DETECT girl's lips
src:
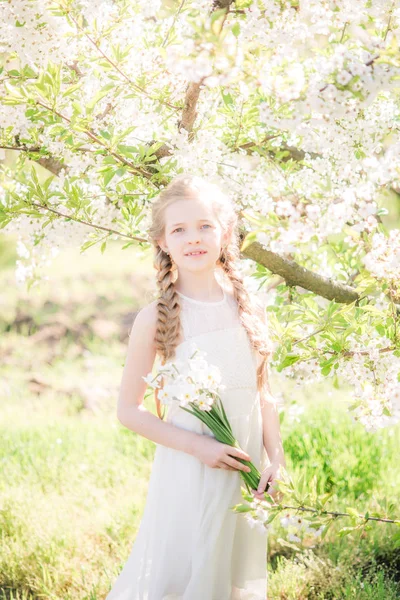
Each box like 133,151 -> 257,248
185,251 -> 207,256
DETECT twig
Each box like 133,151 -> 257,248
64,9 -> 180,111
29,201 -> 146,242
277,503 -> 400,525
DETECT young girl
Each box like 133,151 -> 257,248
106,174 -> 286,600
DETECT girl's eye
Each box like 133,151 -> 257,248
172,224 -> 212,233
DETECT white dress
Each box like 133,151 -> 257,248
107,282 -> 269,600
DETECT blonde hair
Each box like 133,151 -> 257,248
147,173 -> 272,419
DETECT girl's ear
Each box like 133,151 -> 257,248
157,236 -> 167,253
222,226 -> 233,248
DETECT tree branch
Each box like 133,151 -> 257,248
29,202 -> 147,242
239,232 -> 360,304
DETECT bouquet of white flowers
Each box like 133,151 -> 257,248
143,343 -> 269,496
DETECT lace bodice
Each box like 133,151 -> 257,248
176,284 -> 241,341
154,278 -> 262,396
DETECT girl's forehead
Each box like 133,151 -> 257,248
164,198 -> 218,223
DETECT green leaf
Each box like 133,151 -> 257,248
121,241 -> 135,250
43,175 -> 55,192
30,165 -> 39,186
103,169 -> 116,187
86,82 -> 115,112
222,89 -> 234,107
240,230 -> 265,252
231,22 -> 240,37
210,8 -> 227,24
72,100 -> 82,114
280,354 -> 301,368
346,507 -> 360,519
321,365 -> 332,376
375,324 -> 386,336
240,210 -> 269,228
99,130 -> 111,140
81,238 -> 101,253
338,526 -> 358,537
231,504 -> 251,513
62,82 -> 83,98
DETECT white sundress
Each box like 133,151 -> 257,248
106,281 -> 269,600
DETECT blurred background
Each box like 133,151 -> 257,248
1,234 -> 400,600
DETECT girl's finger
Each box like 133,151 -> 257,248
257,477 -> 271,493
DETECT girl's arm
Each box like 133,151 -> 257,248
259,375 -> 286,468
255,297 -> 286,468
117,302 -> 202,456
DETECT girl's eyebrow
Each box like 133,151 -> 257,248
170,219 -> 212,227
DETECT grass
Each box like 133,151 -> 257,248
0,236 -> 399,599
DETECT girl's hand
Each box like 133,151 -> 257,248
252,462 -> 285,503
193,435 -> 252,473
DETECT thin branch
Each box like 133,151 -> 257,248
340,22 -> 348,43
326,346 -> 397,357
65,10 -> 180,112
162,0 -> 187,47
278,503 -> 400,525
29,201 -> 147,242
35,100 -> 157,182
384,1 -> 396,41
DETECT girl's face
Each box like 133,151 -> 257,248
158,197 -> 228,272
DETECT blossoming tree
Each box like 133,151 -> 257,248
1,0 -> 400,442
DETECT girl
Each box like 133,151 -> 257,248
107,174 -> 286,600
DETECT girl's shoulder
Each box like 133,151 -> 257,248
131,299 -> 158,340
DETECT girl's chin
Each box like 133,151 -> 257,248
178,256 -> 216,268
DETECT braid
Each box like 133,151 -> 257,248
153,246 -> 182,419
218,244 -> 272,396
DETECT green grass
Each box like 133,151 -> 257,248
0,236 -> 399,599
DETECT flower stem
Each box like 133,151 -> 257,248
179,399 -> 269,494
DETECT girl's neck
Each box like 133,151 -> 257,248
175,272 -> 225,303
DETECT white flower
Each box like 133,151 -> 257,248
157,388 -> 170,404
255,506 -> 270,522
142,373 -> 161,388
280,514 -> 289,528
245,514 -> 267,532
306,525 -> 325,538
336,70 -> 352,86
175,381 -> 198,406
205,365 -> 223,390
159,382 -> 185,404
195,393 -> 214,411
